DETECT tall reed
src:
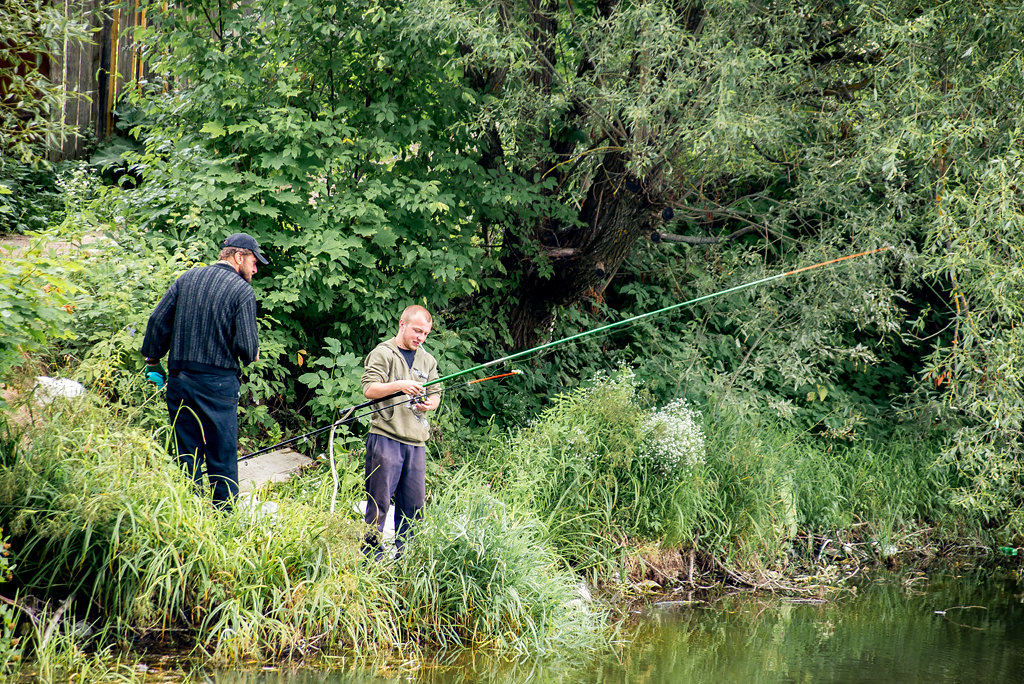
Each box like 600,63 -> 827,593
0,394 -> 612,671
393,469 -> 607,658
694,408 -> 964,566
494,371 -> 706,576
467,375 -> 962,578
0,399 -> 400,664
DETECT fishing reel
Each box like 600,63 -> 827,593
407,394 -> 429,427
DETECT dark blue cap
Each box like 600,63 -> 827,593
221,233 -> 268,264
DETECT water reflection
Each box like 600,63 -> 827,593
214,571 -> 1024,684
632,572 -> 1024,683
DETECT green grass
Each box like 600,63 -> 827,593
0,394 -> 608,674
393,469 -> 607,657
0,362 -> 986,677
692,409 -> 971,568
481,371 -> 703,577
450,371 -> 974,581
0,399 -> 400,666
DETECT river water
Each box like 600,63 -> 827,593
214,570 -> 1024,684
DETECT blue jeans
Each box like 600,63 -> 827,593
363,433 -> 425,559
165,370 -> 240,508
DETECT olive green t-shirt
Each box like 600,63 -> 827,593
360,339 -> 440,447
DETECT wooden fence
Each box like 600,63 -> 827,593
51,0 -> 149,160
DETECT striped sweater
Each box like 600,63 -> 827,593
141,262 -> 259,375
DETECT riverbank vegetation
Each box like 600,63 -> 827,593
3,0 -> 1024,679
0,358 -> 996,679
0,393 -> 607,677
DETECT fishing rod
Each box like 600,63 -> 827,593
421,246 -> 891,388
241,247 -> 887,461
238,370 -> 522,461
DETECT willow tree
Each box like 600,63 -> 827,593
413,1 -> 1024,532
130,0 -> 903,348
876,3 -> 1024,532
411,0 -> 912,348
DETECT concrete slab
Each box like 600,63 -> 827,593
237,448 -> 313,493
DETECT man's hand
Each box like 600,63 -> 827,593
393,380 -> 425,397
145,362 -> 167,389
364,379 -> 426,400
409,389 -> 440,412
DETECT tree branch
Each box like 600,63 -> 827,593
650,226 -> 760,245
823,75 -> 872,100
751,141 -> 797,167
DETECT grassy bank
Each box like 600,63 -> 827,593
436,371 -> 980,590
0,391 -> 604,680
0,368 -> 997,679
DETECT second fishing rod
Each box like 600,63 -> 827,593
239,371 -> 522,461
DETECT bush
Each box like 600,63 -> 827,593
0,162 -> 66,235
0,392 -> 611,667
394,471 -> 606,657
52,225 -> 196,430
640,398 -> 706,474
483,373 -> 963,576
495,370 -> 706,575
0,229 -> 80,381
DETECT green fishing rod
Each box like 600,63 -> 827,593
423,246 -> 891,387
241,247 -> 886,460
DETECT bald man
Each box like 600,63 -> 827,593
360,305 -> 440,559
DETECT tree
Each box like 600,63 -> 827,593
415,0 -> 911,347
124,0 -> 525,417
409,0 -> 1024,530
129,0 -> 906,349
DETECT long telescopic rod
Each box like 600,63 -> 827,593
241,247 -> 887,460
422,247 -> 890,388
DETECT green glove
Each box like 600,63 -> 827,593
145,362 -> 166,389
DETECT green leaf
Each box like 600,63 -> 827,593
200,121 -> 226,138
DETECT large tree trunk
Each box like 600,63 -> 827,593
475,0 -> 666,349
507,156 -> 655,348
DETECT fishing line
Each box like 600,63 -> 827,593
238,371 -> 522,461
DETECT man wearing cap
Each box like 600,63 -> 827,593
141,233 -> 268,509
360,304 -> 440,559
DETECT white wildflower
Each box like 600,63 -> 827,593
639,399 -> 706,474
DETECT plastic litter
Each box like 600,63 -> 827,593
355,500 -> 396,541
33,376 -> 86,403
237,493 -> 281,522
